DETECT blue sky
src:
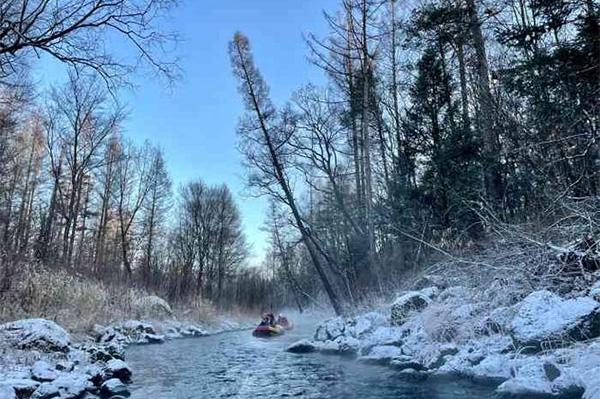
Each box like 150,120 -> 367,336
35,0 -> 336,265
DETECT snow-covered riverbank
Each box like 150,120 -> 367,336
288,277 -> 600,399
0,317 -> 252,398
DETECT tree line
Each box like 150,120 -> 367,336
0,0 -> 266,311
230,0 -> 599,314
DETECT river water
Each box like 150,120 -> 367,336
126,322 -> 497,399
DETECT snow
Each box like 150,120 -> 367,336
511,290 -> 600,347
590,281 -> 600,302
347,311 -> 387,338
0,385 -> 16,399
496,358 -> 554,396
471,354 -> 513,383
390,288 -> 436,326
100,378 -> 129,396
103,359 -> 132,382
314,317 -> 346,342
303,281 -> 600,397
0,319 -> 70,352
31,361 -> 58,382
30,382 -> 59,399
0,379 -> 39,397
359,345 -> 402,365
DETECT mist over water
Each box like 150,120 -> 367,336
126,313 -> 496,399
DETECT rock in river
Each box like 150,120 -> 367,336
100,378 -> 129,396
287,339 -> 317,354
103,359 -> 132,382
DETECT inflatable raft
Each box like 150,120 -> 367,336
252,324 -> 284,337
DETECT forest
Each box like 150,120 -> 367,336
0,1 -> 599,398
0,0 -> 598,319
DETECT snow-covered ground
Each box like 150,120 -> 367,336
289,278 -> 600,399
0,316 -> 253,398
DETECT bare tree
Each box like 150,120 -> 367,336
113,139 -> 153,275
0,0 -> 179,87
229,31 -> 344,315
45,70 -> 122,267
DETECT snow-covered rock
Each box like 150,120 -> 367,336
335,335 -> 361,355
390,355 -> 426,371
391,287 -> 437,326
132,295 -> 173,318
1,378 -> 40,397
347,311 -> 387,338
358,345 -> 402,365
471,354 -> 513,384
589,281 -> 600,302
287,339 -> 318,354
496,358 -> 560,397
0,319 -> 70,352
103,359 -> 132,382
360,326 -> 404,350
31,361 -> 58,382
0,385 -> 17,399
481,305 -> 518,334
100,378 -> 129,396
314,317 -> 346,342
143,333 -> 165,344
511,290 -> 600,349
30,382 -> 59,399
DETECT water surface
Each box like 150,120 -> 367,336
127,322 -> 496,398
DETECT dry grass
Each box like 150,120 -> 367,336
0,260 -> 219,333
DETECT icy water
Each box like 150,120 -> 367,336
126,323 -> 496,399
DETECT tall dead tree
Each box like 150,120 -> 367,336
229,32 -> 344,316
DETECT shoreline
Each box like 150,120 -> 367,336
0,316 -> 253,398
287,277 -> 600,399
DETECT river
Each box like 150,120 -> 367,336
126,321 -> 497,398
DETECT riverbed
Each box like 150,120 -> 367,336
126,321 -> 497,398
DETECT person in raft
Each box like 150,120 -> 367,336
260,313 -> 275,326
276,314 -> 289,327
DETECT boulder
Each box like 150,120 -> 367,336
181,325 -> 208,337
358,345 -> 402,365
85,364 -> 104,386
0,319 -> 70,352
51,373 -> 93,398
390,355 -> 426,371
314,317 -> 346,342
55,361 -> 75,372
471,354 -> 513,384
287,339 -> 317,354
132,295 -> 173,318
511,290 -> 600,350
335,335 -> 360,355
391,288 -> 437,326
142,333 -> 165,344
30,383 -> 60,399
31,361 -> 58,382
347,312 -> 386,338
589,281 -> 600,302
2,378 -> 41,396
496,356 -> 582,398
0,385 -> 17,399
103,359 -> 132,382
100,378 -> 129,396
119,320 -> 155,335
360,326 -> 404,351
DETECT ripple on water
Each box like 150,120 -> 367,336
126,329 -> 497,399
